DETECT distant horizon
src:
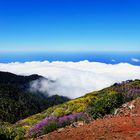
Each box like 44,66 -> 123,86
0,51 -> 139,66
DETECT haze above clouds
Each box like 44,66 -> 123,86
0,61 -> 140,98
131,58 -> 140,62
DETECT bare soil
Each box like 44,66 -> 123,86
36,98 -> 140,140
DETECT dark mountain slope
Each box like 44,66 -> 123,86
0,71 -> 69,123
0,71 -> 43,89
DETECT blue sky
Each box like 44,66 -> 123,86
0,0 -> 140,52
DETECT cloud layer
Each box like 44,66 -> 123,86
0,60 -> 140,98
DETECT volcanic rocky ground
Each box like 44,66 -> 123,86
36,97 -> 140,140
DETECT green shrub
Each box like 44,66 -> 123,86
88,91 -> 123,119
0,122 -> 26,140
41,121 -> 59,135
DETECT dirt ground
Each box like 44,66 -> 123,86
36,98 -> 140,140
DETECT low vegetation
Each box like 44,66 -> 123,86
29,112 -> 90,138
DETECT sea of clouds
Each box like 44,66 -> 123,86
0,60 -> 140,98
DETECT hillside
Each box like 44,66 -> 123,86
0,71 -> 69,123
39,97 -> 140,140
18,79 -> 140,126
0,79 -> 140,139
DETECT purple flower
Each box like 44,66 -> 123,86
29,112 -> 91,137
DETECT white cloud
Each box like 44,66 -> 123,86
0,60 -> 140,98
131,58 -> 140,62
